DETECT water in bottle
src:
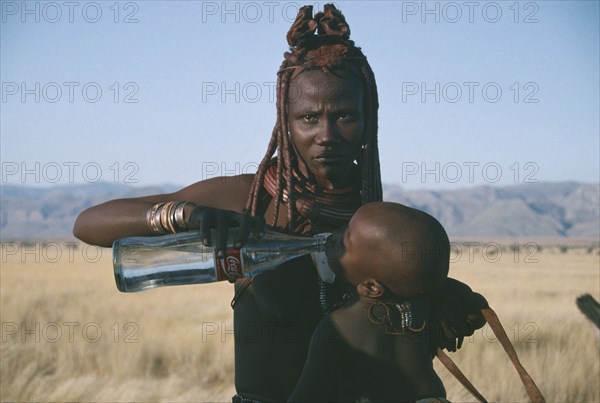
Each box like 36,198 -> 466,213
113,229 -> 331,292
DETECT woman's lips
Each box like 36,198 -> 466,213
314,153 -> 348,162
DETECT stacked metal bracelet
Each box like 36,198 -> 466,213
146,201 -> 195,234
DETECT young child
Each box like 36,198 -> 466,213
288,202 -> 451,402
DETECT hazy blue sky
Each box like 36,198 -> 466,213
2,0 -> 598,190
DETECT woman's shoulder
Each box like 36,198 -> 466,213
172,174 -> 256,212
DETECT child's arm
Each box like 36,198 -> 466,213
287,317 -> 341,402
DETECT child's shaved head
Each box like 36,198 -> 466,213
333,202 -> 449,299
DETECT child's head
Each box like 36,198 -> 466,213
328,202 -> 449,299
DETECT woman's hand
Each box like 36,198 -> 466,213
430,278 -> 488,352
186,206 -> 265,257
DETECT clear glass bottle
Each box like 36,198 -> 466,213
113,229 -> 332,292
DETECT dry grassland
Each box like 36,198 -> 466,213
1,241 -> 599,402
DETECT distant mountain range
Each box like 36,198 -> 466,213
384,182 -> 599,238
1,181 -> 598,240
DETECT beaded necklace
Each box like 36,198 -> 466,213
263,161 -> 362,233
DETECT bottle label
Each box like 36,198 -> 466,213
216,248 -> 243,281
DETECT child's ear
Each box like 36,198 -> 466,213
357,280 -> 384,298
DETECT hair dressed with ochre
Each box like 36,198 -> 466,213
245,4 -> 382,230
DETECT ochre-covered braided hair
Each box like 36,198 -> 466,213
245,4 -> 382,229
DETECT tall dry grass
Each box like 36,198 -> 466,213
1,241 -> 599,402
435,243 -> 600,402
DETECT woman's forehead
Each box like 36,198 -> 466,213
291,69 -> 362,90
288,69 -> 364,105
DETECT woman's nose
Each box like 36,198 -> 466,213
315,119 -> 341,145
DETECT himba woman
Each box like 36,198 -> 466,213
74,4 -> 485,401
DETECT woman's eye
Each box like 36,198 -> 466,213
338,113 -> 355,122
303,115 -> 317,123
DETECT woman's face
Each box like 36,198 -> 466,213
288,69 -> 365,190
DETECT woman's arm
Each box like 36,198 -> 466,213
73,174 -> 255,247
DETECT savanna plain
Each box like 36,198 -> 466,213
1,240 -> 599,402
